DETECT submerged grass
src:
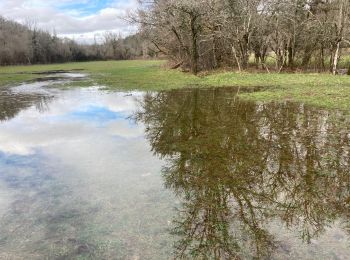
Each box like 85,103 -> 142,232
1,60 -> 350,109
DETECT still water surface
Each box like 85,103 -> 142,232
0,74 -> 349,259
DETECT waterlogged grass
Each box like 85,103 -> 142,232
0,60 -> 196,90
204,72 -> 350,110
1,60 -> 350,109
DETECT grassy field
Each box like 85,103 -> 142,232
1,60 -> 350,109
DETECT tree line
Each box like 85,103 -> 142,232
0,16 -> 145,66
135,0 -> 350,74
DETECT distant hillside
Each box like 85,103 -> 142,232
0,17 -> 146,66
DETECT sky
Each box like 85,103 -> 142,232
0,0 -> 139,44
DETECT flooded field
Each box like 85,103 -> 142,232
0,74 -> 349,259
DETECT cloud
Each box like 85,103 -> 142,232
0,0 -> 139,43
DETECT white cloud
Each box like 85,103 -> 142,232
0,0 -> 139,43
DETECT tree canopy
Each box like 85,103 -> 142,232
135,0 -> 350,74
0,17 -> 144,65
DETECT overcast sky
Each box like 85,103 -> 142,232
0,0 -> 139,44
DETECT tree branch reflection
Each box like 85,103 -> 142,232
135,88 -> 350,259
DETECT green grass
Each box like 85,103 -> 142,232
0,60 -> 197,90
203,72 -> 350,110
1,60 -> 350,110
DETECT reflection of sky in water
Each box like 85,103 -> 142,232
47,106 -> 134,127
0,85 -> 174,259
0,81 -> 349,259
65,106 -> 126,122
0,89 -> 145,155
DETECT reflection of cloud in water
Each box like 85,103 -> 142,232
0,122 -> 91,155
0,86 -> 173,259
0,89 -> 144,156
2,83 -> 348,259
0,182 -> 13,218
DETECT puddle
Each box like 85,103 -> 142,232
0,78 -> 349,259
23,69 -> 85,75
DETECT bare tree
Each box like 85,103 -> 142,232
134,0 -> 350,74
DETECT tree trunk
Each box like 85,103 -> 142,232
332,42 -> 340,75
288,44 -> 294,69
302,46 -> 313,68
212,37 -> 218,69
332,0 -> 345,75
232,45 -> 241,71
238,33 -> 249,70
190,14 -> 199,75
320,46 -> 325,71
254,50 -> 262,69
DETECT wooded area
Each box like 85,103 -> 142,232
135,0 -> 350,74
0,17 -> 144,65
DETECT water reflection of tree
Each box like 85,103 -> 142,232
135,88 -> 350,259
0,90 -> 52,121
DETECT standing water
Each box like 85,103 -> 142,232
0,74 -> 349,259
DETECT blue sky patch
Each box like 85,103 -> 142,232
67,106 -> 125,122
57,0 -> 113,16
